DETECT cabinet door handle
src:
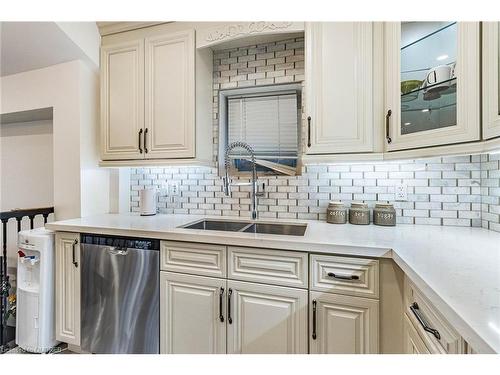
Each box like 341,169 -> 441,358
144,128 -> 149,154
72,239 -> 78,268
138,129 -> 143,153
410,302 -> 441,340
327,272 -> 359,281
307,116 -> 312,148
385,109 -> 392,144
228,288 -> 233,324
219,287 -> 225,323
312,299 -> 317,340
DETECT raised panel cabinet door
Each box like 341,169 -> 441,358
101,39 -> 145,160
145,29 -> 195,159
482,22 -> 500,140
55,232 -> 81,346
384,22 -> 480,151
306,22 -> 374,154
309,291 -> 379,354
160,272 -> 226,354
227,280 -> 308,354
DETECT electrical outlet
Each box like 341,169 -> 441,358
395,182 -> 408,201
168,182 -> 179,197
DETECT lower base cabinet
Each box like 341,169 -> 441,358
309,291 -> 379,354
403,313 -> 430,354
160,272 -> 226,354
160,272 -> 308,354
227,280 -> 308,354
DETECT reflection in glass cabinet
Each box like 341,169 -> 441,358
400,22 -> 457,135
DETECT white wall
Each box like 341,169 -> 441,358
0,60 -> 110,221
0,120 -> 54,262
56,22 -> 100,68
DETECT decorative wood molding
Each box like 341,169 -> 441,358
97,22 -> 167,36
197,22 -> 304,49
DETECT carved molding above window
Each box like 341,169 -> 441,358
197,22 -> 305,49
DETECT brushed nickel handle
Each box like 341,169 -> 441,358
410,302 -> 441,340
385,109 -> 392,144
138,129 -> 143,153
72,239 -> 78,268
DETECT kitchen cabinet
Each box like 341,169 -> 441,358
160,272 -> 226,354
226,280 -> 308,354
100,39 -> 144,160
55,232 -> 81,346
384,22 -> 480,151
309,291 -> 379,354
482,22 -> 500,140
305,22 -> 376,154
100,28 -> 195,161
403,313 -> 430,354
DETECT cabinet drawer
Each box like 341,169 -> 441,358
228,247 -> 308,288
403,313 -> 431,354
404,278 -> 465,354
310,254 -> 379,298
160,241 -> 226,278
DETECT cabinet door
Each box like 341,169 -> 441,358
145,29 -> 195,159
101,39 -> 145,160
483,22 -> 500,140
160,272 -> 226,354
310,291 -> 379,354
403,313 -> 430,354
385,22 -> 480,151
227,280 -> 308,354
55,232 -> 81,346
306,22 -> 374,154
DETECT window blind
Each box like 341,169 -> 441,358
227,94 -> 298,159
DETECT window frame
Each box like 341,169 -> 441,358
218,83 -> 302,177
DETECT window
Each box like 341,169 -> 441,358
219,84 -> 301,175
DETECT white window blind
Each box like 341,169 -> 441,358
227,93 -> 298,159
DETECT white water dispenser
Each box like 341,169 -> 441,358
16,228 -> 59,352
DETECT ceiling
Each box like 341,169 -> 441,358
0,22 -> 96,76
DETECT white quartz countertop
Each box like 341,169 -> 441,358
46,213 -> 500,354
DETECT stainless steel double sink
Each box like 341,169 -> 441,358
180,219 -> 307,236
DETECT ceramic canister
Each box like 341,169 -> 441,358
373,202 -> 396,226
349,202 -> 370,225
326,201 -> 348,224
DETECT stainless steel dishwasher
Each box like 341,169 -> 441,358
80,234 -> 159,354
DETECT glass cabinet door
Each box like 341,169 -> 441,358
400,22 -> 457,136
482,22 -> 500,140
385,22 -> 480,151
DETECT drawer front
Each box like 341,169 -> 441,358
161,241 -> 226,278
403,313 -> 431,354
404,277 -> 465,354
310,254 -> 379,298
228,247 -> 308,288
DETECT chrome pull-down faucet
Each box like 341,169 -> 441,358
223,141 -> 264,220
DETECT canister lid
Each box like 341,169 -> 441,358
350,201 -> 368,208
375,201 -> 394,208
328,200 -> 344,207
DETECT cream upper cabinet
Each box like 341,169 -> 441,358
309,291 -> 379,354
226,280 -> 308,354
145,30 -> 195,158
101,39 -> 145,160
384,22 -> 480,151
160,272 -> 226,354
305,22 -> 375,154
55,232 -> 81,346
482,22 -> 500,140
100,28 -> 195,161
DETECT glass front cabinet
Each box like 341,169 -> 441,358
384,22 -> 480,151
482,22 -> 500,140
